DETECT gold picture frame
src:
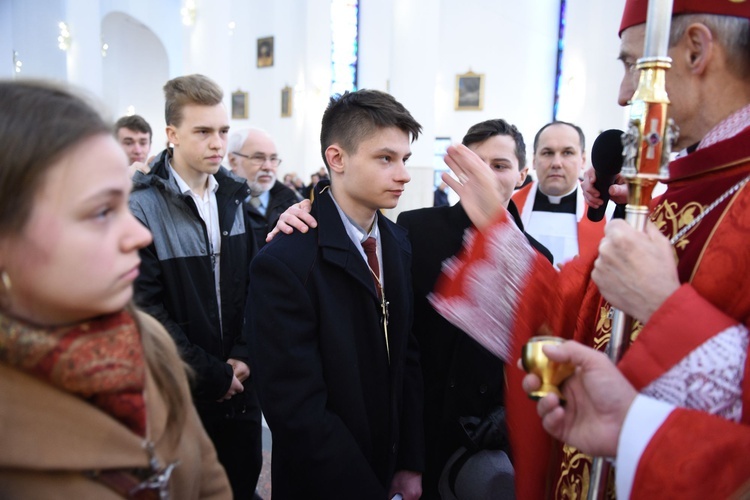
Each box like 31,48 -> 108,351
455,71 -> 485,111
281,86 -> 293,118
231,90 -> 248,119
257,36 -> 274,68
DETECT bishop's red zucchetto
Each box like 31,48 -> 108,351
620,0 -> 750,35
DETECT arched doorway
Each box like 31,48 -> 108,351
102,12 -> 169,152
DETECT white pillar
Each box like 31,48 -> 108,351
185,0 -> 232,96
0,1 -> 14,79
64,0 -> 103,96
300,0 -> 333,179
558,0 -> 629,156
385,0 -> 442,218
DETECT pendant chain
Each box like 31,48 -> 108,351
669,174 -> 749,246
367,265 -> 390,363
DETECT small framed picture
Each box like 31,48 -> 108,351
455,71 -> 484,111
281,86 -> 293,118
257,36 -> 274,68
231,90 -> 248,119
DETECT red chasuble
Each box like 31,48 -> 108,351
431,125 -> 750,499
628,408 -> 750,499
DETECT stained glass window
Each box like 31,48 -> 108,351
331,0 -> 359,95
553,0 -> 567,121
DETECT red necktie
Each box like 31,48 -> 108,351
361,237 -> 382,300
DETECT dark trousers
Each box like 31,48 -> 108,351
199,386 -> 263,500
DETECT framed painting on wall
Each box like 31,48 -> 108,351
231,90 -> 248,119
257,36 -> 274,68
455,71 -> 484,111
281,86 -> 293,117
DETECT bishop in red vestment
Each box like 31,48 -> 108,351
430,1 -> 750,498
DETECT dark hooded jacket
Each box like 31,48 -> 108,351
129,149 -> 257,415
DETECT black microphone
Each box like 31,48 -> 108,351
587,129 -> 624,222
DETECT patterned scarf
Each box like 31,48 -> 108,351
0,310 -> 147,436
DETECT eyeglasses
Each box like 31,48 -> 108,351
232,152 -> 282,167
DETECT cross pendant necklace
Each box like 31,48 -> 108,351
369,268 -> 391,363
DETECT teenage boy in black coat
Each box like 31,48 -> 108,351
268,119 -> 552,499
247,90 -> 425,500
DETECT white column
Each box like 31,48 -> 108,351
558,0 -> 629,155
300,0 -> 334,180
185,0 -> 232,97
385,0 -> 442,218
64,0 -> 103,96
0,1 -> 13,79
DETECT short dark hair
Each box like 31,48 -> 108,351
163,74 -> 223,127
114,114 -> 152,141
462,119 -> 527,169
320,89 -> 422,169
533,120 -> 586,153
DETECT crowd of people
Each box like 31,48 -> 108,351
0,0 -> 748,498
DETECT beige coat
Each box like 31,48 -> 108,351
0,312 -> 231,499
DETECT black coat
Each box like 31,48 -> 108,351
433,187 -> 449,207
396,200 -> 552,499
247,181 -> 424,499
246,180 -> 302,250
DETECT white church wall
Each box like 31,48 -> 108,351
101,12 -> 170,151
1,0 -> 629,205
2,0 -> 68,81
558,0 -> 629,163
433,0 -> 561,157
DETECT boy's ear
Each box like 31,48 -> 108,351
517,167 -> 529,187
166,125 -> 178,146
325,145 -> 346,174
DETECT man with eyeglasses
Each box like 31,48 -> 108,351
228,128 -> 302,249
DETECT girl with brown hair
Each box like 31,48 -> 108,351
0,80 -> 231,499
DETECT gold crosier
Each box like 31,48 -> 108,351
556,1 -> 679,498
588,0 -> 678,498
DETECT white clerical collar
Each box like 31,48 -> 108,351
540,184 -> 578,205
